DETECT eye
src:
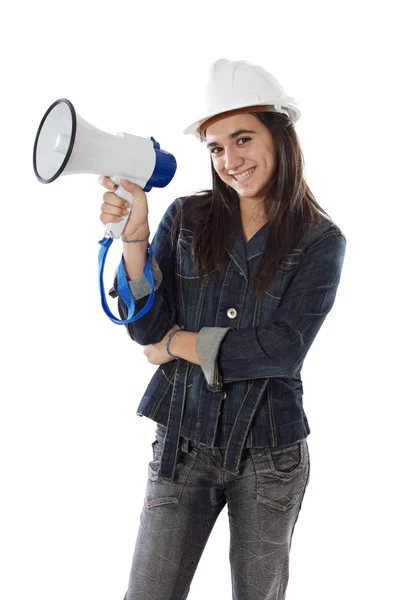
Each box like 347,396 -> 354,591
210,146 -> 223,155
237,137 -> 251,145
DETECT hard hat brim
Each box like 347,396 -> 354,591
183,101 -> 300,139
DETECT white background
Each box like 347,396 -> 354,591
1,1 -> 397,599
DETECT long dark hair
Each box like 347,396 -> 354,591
170,111 -> 332,301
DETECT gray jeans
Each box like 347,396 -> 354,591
123,426 -> 310,600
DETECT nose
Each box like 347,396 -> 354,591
223,146 -> 244,173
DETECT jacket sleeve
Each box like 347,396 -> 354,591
196,231 -> 346,384
109,198 -> 181,345
120,256 -> 163,300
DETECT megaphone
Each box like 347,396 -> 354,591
33,98 -> 177,239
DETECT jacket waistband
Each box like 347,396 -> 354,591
158,361 -> 270,480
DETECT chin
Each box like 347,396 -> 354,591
238,188 -> 262,199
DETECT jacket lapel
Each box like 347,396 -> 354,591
246,223 -> 269,262
226,220 -> 269,280
225,218 -> 249,280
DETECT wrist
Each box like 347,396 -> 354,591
121,231 -> 150,243
169,330 -> 200,365
166,327 -> 182,359
122,224 -> 150,243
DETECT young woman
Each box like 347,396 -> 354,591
100,59 -> 346,600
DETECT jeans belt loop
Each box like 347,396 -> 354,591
181,437 -> 190,453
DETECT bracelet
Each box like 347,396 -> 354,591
166,327 -> 182,359
121,231 -> 150,243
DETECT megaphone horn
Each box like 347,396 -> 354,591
33,98 -> 177,239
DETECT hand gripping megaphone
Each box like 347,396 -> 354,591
33,98 -> 177,239
33,98 -> 177,325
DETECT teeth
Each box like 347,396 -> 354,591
234,168 -> 255,181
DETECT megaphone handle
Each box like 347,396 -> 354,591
104,175 -> 133,239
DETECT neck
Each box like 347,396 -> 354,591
239,198 -> 268,223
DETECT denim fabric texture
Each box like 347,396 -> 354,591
110,194 -> 346,481
123,425 -> 311,600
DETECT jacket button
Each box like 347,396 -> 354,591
227,308 -> 237,319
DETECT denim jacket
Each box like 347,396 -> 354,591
110,195 -> 346,481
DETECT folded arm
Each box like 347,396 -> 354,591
173,232 -> 347,384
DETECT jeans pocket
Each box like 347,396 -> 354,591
250,440 -> 310,512
145,429 -> 198,509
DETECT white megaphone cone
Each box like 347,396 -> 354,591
33,98 -> 177,238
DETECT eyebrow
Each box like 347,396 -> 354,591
206,129 -> 257,148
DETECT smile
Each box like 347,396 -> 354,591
231,167 -> 256,181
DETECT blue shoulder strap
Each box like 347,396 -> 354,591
98,236 -> 155,324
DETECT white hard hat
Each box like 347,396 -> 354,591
183,58 -> 301,140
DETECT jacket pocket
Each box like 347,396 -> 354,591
176,229 -> 213,329
250,439 -> 310,512
139,361 -> 178,421
177,229 -> 197,278
264,249 -> 304,302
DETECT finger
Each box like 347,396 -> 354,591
120,179 -> 144,193
100,212 -> 124,225
143,346 -> 153,360
98,175 -> 116,190
101,200 -> 129,217
103,191 -> 131,210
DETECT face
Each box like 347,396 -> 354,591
205,113 -> 277,207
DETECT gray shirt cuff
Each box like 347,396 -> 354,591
196,327 -> 231,387
116,256 -> 163,300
